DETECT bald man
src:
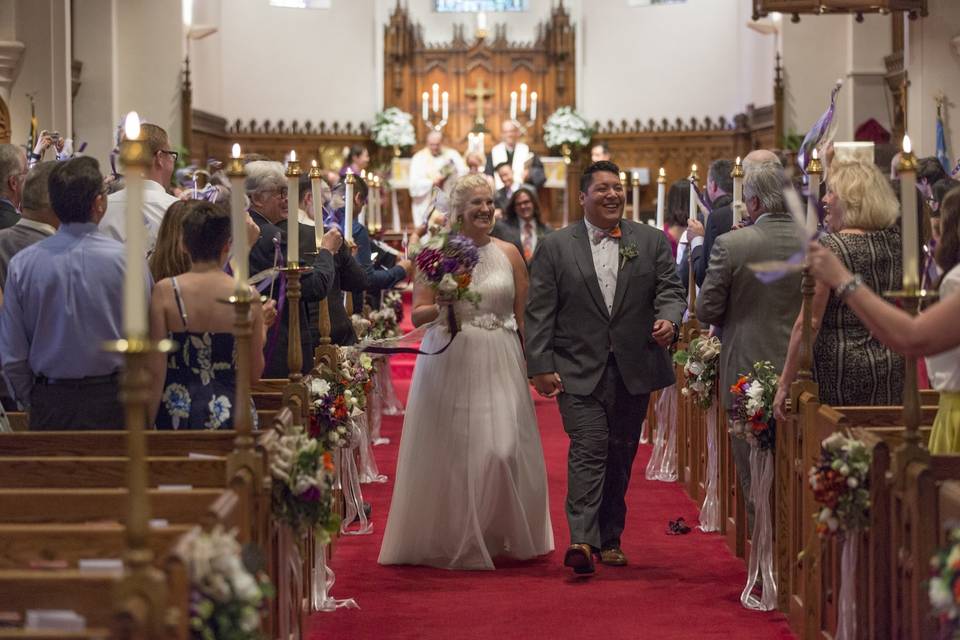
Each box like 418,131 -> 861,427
408,130 -> 467,227
692,150 -> 782,287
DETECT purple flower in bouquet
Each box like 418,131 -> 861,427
298,485 -> 321,502
413,230 -> 482,307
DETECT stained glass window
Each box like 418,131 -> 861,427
434,1 -> 528,12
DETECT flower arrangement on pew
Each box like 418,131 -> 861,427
308,350 -> 375,449
930,529 -> 960,633
808,432 -> 871,537
672,336 -> 721,410
184,524 -> 273,640
729,361 -> 778,451
260,422 -> 340,544
384,289 -> 404,326
366,305 -> 400,341
350,314 -> 372,341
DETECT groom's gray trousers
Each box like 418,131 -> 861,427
557,353 -> 650,551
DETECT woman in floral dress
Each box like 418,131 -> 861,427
150,202 -> 271,429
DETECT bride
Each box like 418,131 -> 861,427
378,173 -> 554,570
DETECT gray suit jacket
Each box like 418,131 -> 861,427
696,212 -> 803,410
525,219 -> 686,396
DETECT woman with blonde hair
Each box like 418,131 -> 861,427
379,172 -> 553,570
775,158 -> 904,416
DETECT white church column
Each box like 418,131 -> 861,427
8,0 -> 72,150
72,0 -> 118,168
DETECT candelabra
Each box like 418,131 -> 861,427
509,83 -> 538,136
421,83 -> 449,132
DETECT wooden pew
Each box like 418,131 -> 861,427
0,456 -> 227,489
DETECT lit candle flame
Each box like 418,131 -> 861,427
346,167 -> 353,175
124,112 -> 141,140
361,169 -> 367,179
312,159 -> 318,168
289,149 -> 297,162
903,134 -> 912,155
231,143 -> 241,159
812,148 -> 819,160
691,164 -> 697,173
735,156 -> 741,165
659,167 -> 666,177
633,171 -> 640,180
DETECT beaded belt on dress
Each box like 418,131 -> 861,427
467,313 -> 518,332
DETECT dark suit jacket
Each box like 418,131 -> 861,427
301,231 -> 369,348
485,150 -> 546,190
525,219 -> 687,396
691,194 -> 734,288
248,210 -> 335,378
0,200 -> 20,231
491,217 -> 552,263
696,212 -> 803,409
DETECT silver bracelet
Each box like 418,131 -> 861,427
835,274 -> 864,300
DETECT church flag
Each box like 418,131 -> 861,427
936,103 -> 952,174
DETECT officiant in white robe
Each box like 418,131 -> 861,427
409,130 -> 468,227
484,119 -> 546,191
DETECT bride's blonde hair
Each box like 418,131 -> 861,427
449,173 -> 494,225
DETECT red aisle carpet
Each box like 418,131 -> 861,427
308,313 -> 795,639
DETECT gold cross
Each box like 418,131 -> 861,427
465,79 -> 495,126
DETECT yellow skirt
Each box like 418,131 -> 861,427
928,391 -> 960,454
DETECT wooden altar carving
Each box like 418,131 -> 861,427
383,1 -> 576,151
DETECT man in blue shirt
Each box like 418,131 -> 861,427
0,156 -> 140,430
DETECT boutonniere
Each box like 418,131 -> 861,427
619,242 -> 639,269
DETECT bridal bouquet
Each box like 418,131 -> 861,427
371,107 -> 416,150
260,422 -> 340,542
184,525 -> 273,640
809,432 -> 871,537
414,230 -> 481,333
930,529 -> 960,633
673,336 -> 721,410
729,361 -> 778,451
543,106 -> 594,150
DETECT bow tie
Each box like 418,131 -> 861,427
591,226 -> 622,244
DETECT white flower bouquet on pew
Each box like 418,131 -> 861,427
185,525 -> 273,640
808,432 -> 871,536
260,422 -> 340,543
673,336 -> 721,410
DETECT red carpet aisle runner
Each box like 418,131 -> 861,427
309,298 -> 795,640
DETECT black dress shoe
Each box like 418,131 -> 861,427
563,543 -> 595,575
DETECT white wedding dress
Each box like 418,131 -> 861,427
378,241 -> 554,570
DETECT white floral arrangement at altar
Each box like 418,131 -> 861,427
371,107 -> 417,150
260,422 -> 340,542
184,525 -> 273,640
672,336 -> 721,410
543,106 -> 594,151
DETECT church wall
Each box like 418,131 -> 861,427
72,0 -> 118,170
907,0 -> 960,167
114,0 -> 184,150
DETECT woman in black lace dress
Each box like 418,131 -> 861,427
150,203 -> 269,429
775,159 -> 904,416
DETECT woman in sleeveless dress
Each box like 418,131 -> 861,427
149,202 -> 270,430
379,174 -> 554,570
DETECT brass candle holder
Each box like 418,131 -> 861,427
884,287 -> 937,487
279,264 -> 313,425
104,336 -> 176,635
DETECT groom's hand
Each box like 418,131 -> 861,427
652,319 -> 676,347
531,373 -> 563,398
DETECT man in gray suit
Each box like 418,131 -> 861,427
696,158 -> 803,528
526,161 -> 686,576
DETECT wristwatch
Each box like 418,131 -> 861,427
671,321 -> 680,344
835,274 -> 863,300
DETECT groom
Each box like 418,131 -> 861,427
526,161 -> 686,575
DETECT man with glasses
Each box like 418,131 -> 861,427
0,144 -> 27,230
99,123 -> 179,252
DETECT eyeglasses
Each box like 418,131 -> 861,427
259,188 -> 289,199
158,149 -> 180,163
